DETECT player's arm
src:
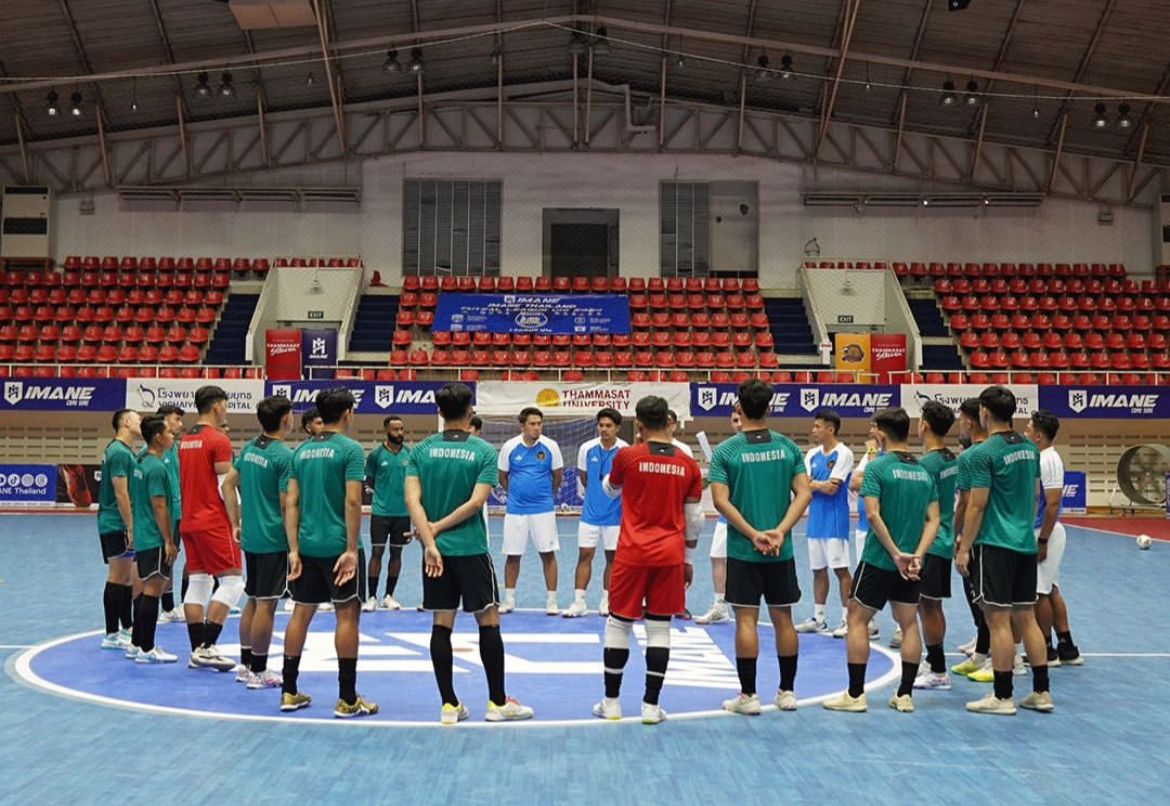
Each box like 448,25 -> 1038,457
953,490 -> 969,542
579,468 -> 589,492
153,494 -> 176,562
112,475 -> 133,545
956,487 -> 989,576
916,500 -> 941,559
221,466 -> 240,542
849,466 -> 865,493
431,483 -> 493,536
863,496 -> 901,560
1038,477 -> 1060,540
404,476 -> 434,546
498,470 -> 509,492
550,441 -> 564,496
284,478 -> 302,579
711,483 -> 772,553
777,473 -> 812,538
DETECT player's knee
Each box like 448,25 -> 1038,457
604,615 -> 633,649
644,617 -> 671,649
210,574 -> 245,610
183,573 -> 213,606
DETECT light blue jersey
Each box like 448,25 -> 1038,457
805,443 -> 854,540
578,436 -> 627,526
499,434 -> 563,515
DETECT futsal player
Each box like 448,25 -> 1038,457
697,411 -> 742,625
592,395 -> 703,724
824,407 -> 940,713
129,415 -> 180,664
231,395 -> 294,689
914,401 -> 959,691
155,404 -> 186,623
179,386 -> 242,672
499,407 -> 564,615
565,408 -> 628,618
301,407 -> 324,437
1025,411 -> 1083,667
365,415 -> 413,611
950,398 -> 993,678
282,388 -> 377,717
711,380 -> 812,716
666,409 -> 696,459
405,383 -> 534,724
798,410 -> 855,637
957,386 -> 1053,715
98,409 -> 141,651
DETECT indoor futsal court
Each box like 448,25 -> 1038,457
3,0 -> 1170,804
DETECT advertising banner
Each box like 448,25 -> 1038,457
265,329 -> 302,381
265,380 -> 469,415
301,328 -> 338,380
834,333 -> 871,382
691,384 -> 899,419
125,378 -> 265,415
0,464 -> 58,505
476,382 -> 691,419
433,294 -> 631,335
870,333 -> 908,384
1038,386 -> 1170,419
0,378 -> 126,411
1062,470 -> 1087,515
901,384 -> 1039,418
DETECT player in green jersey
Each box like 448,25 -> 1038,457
951,398 -> 993,677
365,415 -> 413,611
98,408 -> 142,651
155,404 -> 187,622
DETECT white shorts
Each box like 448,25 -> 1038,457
1036,522 -> 1067,595
710,521 -> 728,559
578,522 -> 620,551
503,512 -> 559,555
809,538 -> 851,570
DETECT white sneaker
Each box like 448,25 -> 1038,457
158,608 -> 184,624
380,595 -> 402,611
723,693 -> 762,715
913,671 -> 953,691
888,693 -> 915,713
823,691 -> 868,712
598,594 -> 610,617
592,698 -> 622,720
867,620 -> 880,641
795,618 -> 829,634
831,620 -> 848,639
283,598 -> 295,612
247,669 -> 283,690
1020,691 -> 1055,712
966,693 -> 1017,716
361,597 -> 377,613
318,602 -> 334,613
485,697 -> 534,722
1013,655 -> 1027,677
441,702 -> 470,726
640,702 -> 667,724
135,646 -> 178,664
124,646 -> 142,660
889,627 -> 904,649
100,633 -> 122,650
234,663 -> 251,683
958,636 -> 977,656
116,628 -> 133,649
545,596 -> 560,616
498,600 -> 515,614
774,690 -> 798,711
229,605 -> 241,615
189,645 -> 236,672
563,600 -> 588,618
696,602 -> 732,624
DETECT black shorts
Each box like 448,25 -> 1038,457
971,544 -> 1038,607
920,554 -> 952,601
371,515 -> 413,547
851,561 -> 920,611
99,530 -> 132,563
290,554 -> 361,605
136,547 -> 173,581
422,553 -> 499,613
725,557 -> 801,608
245,551 -> 288,599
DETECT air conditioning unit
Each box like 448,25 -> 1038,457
1,185 -> 51,259
228,0 -> 316,29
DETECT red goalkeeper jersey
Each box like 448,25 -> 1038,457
609,440 -> 702,566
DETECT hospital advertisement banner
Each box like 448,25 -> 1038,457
901,384 -> 1039,418
124,378 -> 266,415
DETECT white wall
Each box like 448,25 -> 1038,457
51,152 -> 1158,290
804,268 -> 888,327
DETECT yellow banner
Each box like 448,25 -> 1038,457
834,333 -> 871,383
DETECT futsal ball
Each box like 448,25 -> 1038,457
1136,535 -> 1153,550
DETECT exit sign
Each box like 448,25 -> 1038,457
307,310 -> 324,320
837,314 -> 854,324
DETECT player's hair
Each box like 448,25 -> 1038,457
597,407 -> 622,426
634,396 -> 669,430
666,409 -> 679,425
958,398 -> 982,420
194,385 -> 228,415
978,385 -> 1016,424
920,400 -> 955,437
469,415 -> 483,431
436,383 -> 474,421
257,395 -> 292,433
111,408 -> 134,432
518,406 -> 543,424
814,409 -> 841,434
383,415 -> 404,429
316,388 -> 356,425
301,407 -> 321,433
872,407 -> 911,442
1030,410 -> 1061,442
737,379 -> 773,420
140,414 -> 168,446
156,404 -> 184,418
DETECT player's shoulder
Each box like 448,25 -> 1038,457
500,433 -> 525,451
580,436 -> 602,454
469,434 -> 497,456
835,442 -> 855,459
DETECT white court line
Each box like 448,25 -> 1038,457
0,645 -> 32,650
1062,521 -> 1166,541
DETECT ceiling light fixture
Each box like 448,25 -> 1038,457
383,49 -> 401,73
1093,103 -> 1108,129
964,79 -> 980,106
194,71 -> 212,98
46,90 -> 59,116
1116,103 -> 1132,130
69,90 -> 83,117
864,62 -> 872,92
754,53 -> 772,83
940,80 -> 956,107
780,54 -> 794,79
592,27 -> 611,56
218,72 -> 234,98
408,48 -> 424,74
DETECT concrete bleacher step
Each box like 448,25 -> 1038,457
203,293 -> 259,365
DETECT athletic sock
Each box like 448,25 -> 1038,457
975,621 -> 991,655
574,588 -> 586,604
387,575 -> 399,597
338,657 -> 358,705
926,643 -> 946,674
139,595 -> 160,653
367,576 -> 378,600
504,588 -> 516,604
736,657 -> 757,696
186,622 -> 204,652
102,582 -> 121,635
993,670 -> 1013,701
1056,630 -> 1073,645
644,647 -> 669,706
814,603 -> 826,623
282,655 -> 301,695
714,593 -> 725,604
841,606 -> 849,625
897,661 -> 917,698
240,646 -> 253,669
132,593 -> 144,645
603,647 -> 629,699
250,653 -> 268,675
478,625 -> 508,706
847,662 -> 866,698
202,621 -> 223,649
119,584 -> 133,630
161,591 -> 175,612
778,654 -> 798,692
1032,664 -> 1050,694
430,625 -> 458,706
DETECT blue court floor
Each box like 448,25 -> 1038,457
1,514 -> 1166,805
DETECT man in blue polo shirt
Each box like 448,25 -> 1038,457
499,407 -> 564,615
565,408 -> 629,618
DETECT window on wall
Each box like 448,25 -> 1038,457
660,182 -> 710,277
403,179 -> 501,276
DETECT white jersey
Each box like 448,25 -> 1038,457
671,438 -> 695,459
1035,445 -> 1065,528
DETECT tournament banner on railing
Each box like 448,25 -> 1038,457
302,328 -> 338,380
1038,386 -> 1170,418
0,464 -> 58,505
834,333 -> 871,381
433,294 -> 632,335
901,384 -> 1039,418
265,329 -> 302,381
871,333 -> 908,384
691,384 -> 899,419
265,380 -> 470,415
125,378 -> 265,415
0,378 -> 126,411
476,382 -> 690,419
1062,470 -> 1087,514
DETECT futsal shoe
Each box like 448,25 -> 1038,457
497,601 -> 515,614
380,595 -> 402,611
334,695 -> 379,719
485,697 -> 535,722
280,692 -> 312,712
124,646 -> 142,660
235,664 -> 251,683
545,596 -> 560,616
966,693 -> 1017,716
1019,691 -> 1055,712
951,656 -> 982,676
598,594 -> 610,617
794,618 -> 829,634
116,628 -> 133,648
247,670 -> 283,690
189,646 -> 236,672
957,636 -> 977,656
640,703 -> 667,725
867,620 -> 880,641
1057,642 -> 1084,666
159,608 -> 186,624
101,633 -> 123,650
831,621 -> 848,639
361,597 -> 377,613
283,599 -> 294,612
967,660 -> 995,683
722,693 -> 762,716
591,698 -> 622,720
1012,655 -> 1028,677
441,702 -> 470,726
696,602 -> 732,624
774,690 -> 798,711
318,602 -> 334,613
913,671 -> 953,691
888,694 -> 915,713
563,600 -> 588,618
136,646 -> 178,664
1044,647 -> 1062,668
823,691 -> 868,712
888,628 -> 904,649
